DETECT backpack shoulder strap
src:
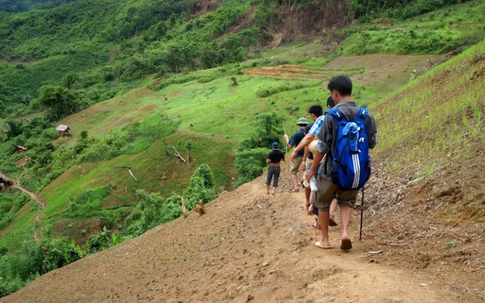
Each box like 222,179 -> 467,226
355,107 -> 368,125
326,108 -> 344,121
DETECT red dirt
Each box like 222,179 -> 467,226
243,64 -> 361,80
2,159 -> 485,302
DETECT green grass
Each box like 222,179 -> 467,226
7,57 -> 380,249
3,1 -> 485,253
342,0 -> 485,55
0,199 -> 38,250
373,38 -> 485,178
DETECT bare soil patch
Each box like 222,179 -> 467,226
2,160 -> 484,303
243,64 -> 361,80
323,54 -> 447,95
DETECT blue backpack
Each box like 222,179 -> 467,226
326,107 -> 371,190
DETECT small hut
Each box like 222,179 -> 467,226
56,124 -> 71,137
11,145 -> 27,157
0,173 -> 14,191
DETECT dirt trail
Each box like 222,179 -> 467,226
0,162 -> 461,303
1,171 -> 46,243
12,184 -> 46,209
1,171 -> 45,209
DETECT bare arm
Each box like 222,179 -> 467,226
306,150 -> 324,181
301,146 -> 310,169
290,133 -> 315,160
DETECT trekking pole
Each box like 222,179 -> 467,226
283,124 -> 292,191
359,186 -> 365,241
283,125 -> 288,155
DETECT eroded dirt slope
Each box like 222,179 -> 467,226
2,161 -> 482,303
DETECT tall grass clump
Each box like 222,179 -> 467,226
374,38 -> 485,179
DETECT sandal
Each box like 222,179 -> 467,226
340,238 -> 352,251
307,204 -> 314,215
315,241 -> 332,249
312,218 -> 321,230
291,188 -> 300,193
329,215 -> 338,227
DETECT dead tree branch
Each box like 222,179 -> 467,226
113,166 -> 138,182
172,147 -> 187,162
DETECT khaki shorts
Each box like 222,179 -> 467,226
289,156 -> 303,175
302,158 -> 314,188
314,176 -> 358,212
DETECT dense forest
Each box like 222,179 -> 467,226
0,0 -> 79,12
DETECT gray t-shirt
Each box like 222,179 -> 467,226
316,101 -> 377,178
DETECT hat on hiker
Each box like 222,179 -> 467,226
296,117 -> 309,126
272,142 -> 279,149
327,96 -> 336,108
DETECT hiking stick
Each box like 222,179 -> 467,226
359,186 -> 365,241
283,124 -> 293,191
283,125 -> 288,155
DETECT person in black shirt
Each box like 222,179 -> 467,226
266,142 -> 285,195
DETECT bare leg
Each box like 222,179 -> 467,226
340,205 -> 352,239
304,187 -> 311,208
271,187 -> 277,195
329,198 -> 338,218
317,210 -> 331,247
291,174 -> 299,191
266,185 -> 270,194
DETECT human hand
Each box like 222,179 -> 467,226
290,150 -> 297,161
306,169 -> 315,181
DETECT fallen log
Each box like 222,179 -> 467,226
172,147 -> 187,163
112,166 -> 138,182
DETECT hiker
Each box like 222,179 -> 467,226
265,142 -> 285,195
292,100 -> 338,227
302,121 -> 317,214
284,117 -> 309,192
307,75 -> 377,251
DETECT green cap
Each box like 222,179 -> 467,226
296,117 -> 309,126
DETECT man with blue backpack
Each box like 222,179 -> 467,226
307,75 -> 377,251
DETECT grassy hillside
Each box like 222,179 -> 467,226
373,38 -> 485,222
1,0 -> 483,116
1,0 -> 485,297
342,0 -> 485,55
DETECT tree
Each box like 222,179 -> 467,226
234,112 -> 285,184
186,140 -> 192,162
254,112 -> 285,148
37,85 -> 79,121
3,120 -> 23,139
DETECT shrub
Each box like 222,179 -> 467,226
234,148 -> 268,185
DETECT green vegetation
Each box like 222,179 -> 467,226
1,0 -> 485,298
343,1 -> 485,55
374,39 -> 485,180
2,0 -> 481,118
235,113 -> 286,185
0,0 -> 54,13
353,0 -> 474,20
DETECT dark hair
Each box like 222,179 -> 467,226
308,104 -> 323,117
326,96 -> 335,108
327,75 -> 352,96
